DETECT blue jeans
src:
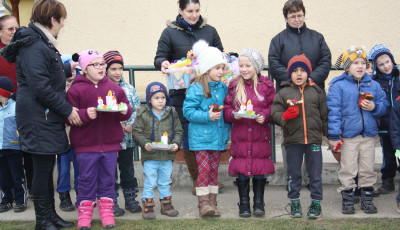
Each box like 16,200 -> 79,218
56,148 -> 79,193
237,174 -> 264,181
141,160 -> 172,200
182,123 -> 189,151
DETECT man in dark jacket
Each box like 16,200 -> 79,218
268,0 -> 331,190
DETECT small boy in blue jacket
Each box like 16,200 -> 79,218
0,76 -> 27,213
328,46 -> 389,215
369,44 -> 400,194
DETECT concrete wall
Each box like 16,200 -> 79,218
9,0 -> 400,97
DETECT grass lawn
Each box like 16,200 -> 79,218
1,218 -> 400,230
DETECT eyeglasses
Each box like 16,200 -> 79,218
2,27 -> 18,32
288,14 -> 304,20
87,63 -> 107,69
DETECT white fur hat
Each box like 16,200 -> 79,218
192,40 -> 227,75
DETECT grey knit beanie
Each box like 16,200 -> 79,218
239,48 -> 265,74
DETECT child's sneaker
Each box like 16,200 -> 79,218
98,197 -> 116,228
14,203 -> 27,213
307,200 -> 321,219
290,199 -> 302,218
0,203 -> 12,213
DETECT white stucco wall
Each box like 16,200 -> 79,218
12,0 -> 400,97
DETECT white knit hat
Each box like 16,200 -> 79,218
192,40 -> 227,75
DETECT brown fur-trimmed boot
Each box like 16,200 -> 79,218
160,196 -> 179,217
142,198 -> 156,220
196,187 -> 215,217
209,186 -> 221,217
184,150 -> 198,195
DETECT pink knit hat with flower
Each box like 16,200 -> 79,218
78,49 -> 103,72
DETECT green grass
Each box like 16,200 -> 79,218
1,218 -> 400,230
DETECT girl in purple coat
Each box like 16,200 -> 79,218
223,48 -> 275,218
66,49 -> 132,229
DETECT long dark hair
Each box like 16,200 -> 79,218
178,0 -> 200,10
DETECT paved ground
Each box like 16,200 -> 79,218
1,184 -> 399,221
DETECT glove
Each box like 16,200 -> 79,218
282,107 -> 299,121
396,149 -> 400,159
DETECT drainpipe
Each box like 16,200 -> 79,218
2,0 -> 12,15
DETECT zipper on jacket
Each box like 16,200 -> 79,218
299,85 -> 308,144
357,80 -> 365,135
390,78 -> 394,107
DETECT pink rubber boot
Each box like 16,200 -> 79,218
98,197 -> 116,228
77,200 -> 95,230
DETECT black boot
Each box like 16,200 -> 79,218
49,196 -> 74,229
252,178 -> 266,217
236,178 -> 251,218
32,196 -> 59,230
113,190 -> 125,217
123,187 -> 142,213
377,178 -> 395,194
341,189 -> 355,214
58,191 -> 75,212
361,187 -> 378,214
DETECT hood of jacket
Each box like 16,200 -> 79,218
0,23 -> 55,63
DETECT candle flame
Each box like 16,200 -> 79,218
163,131 -> 168,136
107,90 -> 112,96
247,100 -> 252,105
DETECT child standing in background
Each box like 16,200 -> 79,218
369,44 -> 400,195
133,82 -> 183,220
271,54 -> 328,219
183,40 -> 231,217
223,48 -> 275,218
0,76 -> 27,213
67,49 -> 132,229
328,46 -> 388,215
103,51 -> 142,216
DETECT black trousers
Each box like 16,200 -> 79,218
115,147 -> 138,190
31,154 -> 56,197
286,144 -> 323,201
380,135 -> 399,179
23,152 -> 33,192
0,150 -> 26,204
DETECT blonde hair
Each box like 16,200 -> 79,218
234,73 -> 261,108
189,73 -> 211,98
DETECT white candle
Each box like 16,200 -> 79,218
161,131 -> 168,144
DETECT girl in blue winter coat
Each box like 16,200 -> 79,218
183,40 -> 231,217
328,46 -> 389,215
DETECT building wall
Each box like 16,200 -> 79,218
9,0 -> 400,97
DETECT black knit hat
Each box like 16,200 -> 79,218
0,76 -> 13,98
103,51 -> 124,71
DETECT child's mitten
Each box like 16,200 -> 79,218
282,107 -> 299,121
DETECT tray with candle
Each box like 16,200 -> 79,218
147,132 -> 175,150
96,91 -> 128,112
232,100 -> 260,119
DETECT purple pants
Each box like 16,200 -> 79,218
75,151 -> 118,206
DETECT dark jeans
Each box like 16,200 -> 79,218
57,148 -> 79,193
23,152 -> 33,192
0,150 -> 26,204
31,154 -> 56,197
115,147 -> 138,190
379,135 -> 399,179
286,144 -> 323,201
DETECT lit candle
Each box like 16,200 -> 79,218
246,100 -> 253,111
161,131 -> 168,144
106,90 -> 113,108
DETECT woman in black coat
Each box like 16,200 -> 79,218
154,0 -> 223,196
0,0 -> 80,229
